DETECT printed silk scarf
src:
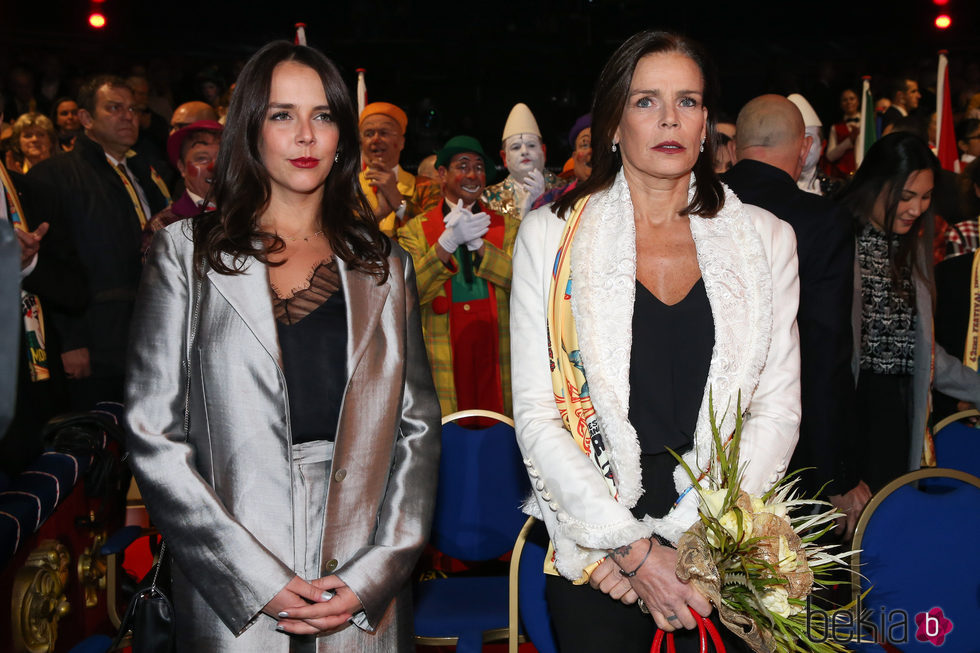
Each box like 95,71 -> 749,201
544,193 -> 726,581
546,195 -> 619,503
543,195 -> 618,582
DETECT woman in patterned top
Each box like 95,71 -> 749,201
841,132 -> 980,492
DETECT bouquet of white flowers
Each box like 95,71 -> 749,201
667,393 -> 857,653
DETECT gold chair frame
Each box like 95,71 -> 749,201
416,408 -> 521,648
850,467 -> 980,606
931,408 -> 980,434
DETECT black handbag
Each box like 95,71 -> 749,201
110,272 -> 202,652
110,542 -> 175,653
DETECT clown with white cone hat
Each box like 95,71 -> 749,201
482,102 -> 568,221
787,93 -> 825,195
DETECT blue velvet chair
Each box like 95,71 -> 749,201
507,516 -> 558,653
931,409 -> 980,477
414,410 -> 530,653
849,468 -> 980,652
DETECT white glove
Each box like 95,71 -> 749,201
438,199 -> 466,253
464,211 -> 492,251
520,168 -> 546,216
443,198 -> 467,227
439,199 -> 490,253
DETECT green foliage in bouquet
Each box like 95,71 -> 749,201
666,391 -> 857,653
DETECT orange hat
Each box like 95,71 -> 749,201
359,102 -> 407,135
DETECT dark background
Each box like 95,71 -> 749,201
3,0 -> 978,167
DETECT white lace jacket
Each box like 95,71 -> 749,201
510,171 -> 802,580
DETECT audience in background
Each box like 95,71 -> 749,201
3,39 -> 980,543
5,112 -> 57,173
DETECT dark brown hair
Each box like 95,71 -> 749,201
194,41 -> 389,281
838,132 -> 939,293
77,75 -> 131,114
555,30 -> 724,219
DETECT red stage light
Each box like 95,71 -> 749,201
88,12 -> 106,28
935,14 -> 952,28
933,0 -> 949,5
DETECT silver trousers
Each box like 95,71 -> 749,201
173,440 -> 335,652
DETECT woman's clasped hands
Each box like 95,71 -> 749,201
592,537 -> 712,632
263,575 -> 364,635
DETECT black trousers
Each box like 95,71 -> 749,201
545,575 -> 747,653
544,454 -> 749,653
855,371 -> 913,493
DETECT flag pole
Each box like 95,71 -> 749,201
856,75 -> 875,168
356,68 -> 367,118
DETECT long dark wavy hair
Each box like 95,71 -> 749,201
554,30 -> 724,220
838,132 -> 939,294
194,41 -> 390,281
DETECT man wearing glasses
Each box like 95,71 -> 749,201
398,136 -> 517,419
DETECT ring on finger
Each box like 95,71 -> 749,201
666,614 -> 680,622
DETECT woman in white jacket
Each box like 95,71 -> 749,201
510,30 -> 801,652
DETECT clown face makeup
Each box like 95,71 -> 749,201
179,131 -> 221,199
502,133 -> 545,184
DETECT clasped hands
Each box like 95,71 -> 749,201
591,537 -> 712,633
263,574 -> 363,636
438,199 -> 490,254
363,159 -> 401,217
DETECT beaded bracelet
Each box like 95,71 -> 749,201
619,537 -> 654,578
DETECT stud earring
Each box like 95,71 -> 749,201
611,142 -> 618,153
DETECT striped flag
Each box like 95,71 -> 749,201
936,51 -> 959,172
856,76 -> 877,168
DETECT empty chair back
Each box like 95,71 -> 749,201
932,411 -> 980,478
431,411 -> 530,561
852,469 -> 980,651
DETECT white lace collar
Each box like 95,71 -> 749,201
568,169 -> 774,542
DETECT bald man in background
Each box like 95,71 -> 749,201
722,95 -> 869,539
170,101 -> 219,133
167,102 -> 220,196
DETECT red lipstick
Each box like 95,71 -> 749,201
652,140 -> 685,153
290,157 -> 320,168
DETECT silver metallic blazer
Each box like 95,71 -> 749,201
125,222 -> 441,650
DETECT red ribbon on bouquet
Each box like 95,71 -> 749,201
651,607 -> 726,653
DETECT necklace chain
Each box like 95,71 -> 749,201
279,230 -> 324,242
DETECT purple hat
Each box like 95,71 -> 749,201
167,120 -> 223,168
568,114 -> 592,147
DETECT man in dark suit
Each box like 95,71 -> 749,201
29,74 -> 169,409
722,95 -> 869,538
881,76 -> 922,132
1,165 -> 88,474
